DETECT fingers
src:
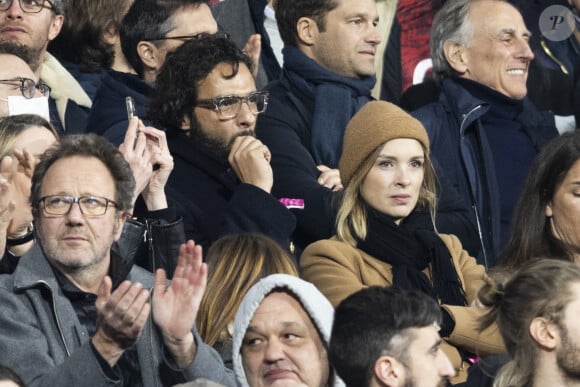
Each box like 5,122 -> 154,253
228,136 -> 271,165
317,165 -> 344,191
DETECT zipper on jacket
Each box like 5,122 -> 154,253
33,280 -> 72,357
541,40 -> 569,75
145,219 -> 155,272
459,105 -> 484,135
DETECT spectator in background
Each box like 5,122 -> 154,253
498,131 -> 580,269
196,233 -> 298,368
479,259 -> 580,387
0,43 -> 49,118
86,0 -> 218,145
232,274 -> 343,387
331,286 -> 455,387
0,115 -> 57,273
48,0 -> 135,100
412,0 -> 559,267
0,0 -> 91,133
211,0 -> 281,89
301,101 -> 504,384
149,34 -> 295,254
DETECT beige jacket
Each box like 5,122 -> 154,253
301,233 -> 505,384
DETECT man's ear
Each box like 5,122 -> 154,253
296,16 -> 319,46
529,317 -> 558,350
48,14 -> 64,41
137,41 -> 161,72
443,40 -> 468,75
374,355 -> 404,387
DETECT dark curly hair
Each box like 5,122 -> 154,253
148,34 -> 253,135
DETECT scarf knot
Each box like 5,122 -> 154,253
356,206 -> 467,306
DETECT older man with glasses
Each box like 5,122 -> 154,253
0,133 -> 237,387
148,34 -> 296,257
0,0 -> 92,134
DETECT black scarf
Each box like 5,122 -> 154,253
282,45 -> 375,168
356,206 -> 467,306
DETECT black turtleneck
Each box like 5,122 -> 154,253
456,78 -> 537,249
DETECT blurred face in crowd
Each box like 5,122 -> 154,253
9,124 -> 56,236
306,0 -> 381,79
0,53 -> 41,116
241,291 -> 330,387
361,139 -> 425,224
546,159 -> 580,261
0,0 -> 63,66
184,62 -> 259,160
142,3 -> 218,82
459,0 -> 533,100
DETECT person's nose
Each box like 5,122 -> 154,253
365,21 -> 381,46
437,350 -> 456,379
236,100 -> 257,129
263,338 -> 285,363
5,0 -> 24,19
64,201 -> 85,225
516,37 -> 534,62
395,166 -> 411,188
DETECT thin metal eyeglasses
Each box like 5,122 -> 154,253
38,195 -> 119,217
195,90 -> 269,119
0,0 -> 55,13
144,31 -> 229,42
0,78 -> 51,99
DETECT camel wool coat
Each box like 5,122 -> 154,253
301,233 -> 505,384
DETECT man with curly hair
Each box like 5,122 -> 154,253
148,34 -> 295,256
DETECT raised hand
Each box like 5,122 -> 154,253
243,34 -> 261,78
317,165 -> 344,191
119,117 -> 153,208
152,240 -> 207,368
139,126 -> 173,211
92,276 -> 151,366
0,156 -> 16,255
228,136 -> 273,193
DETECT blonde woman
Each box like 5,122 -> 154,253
301,101 -> 504,384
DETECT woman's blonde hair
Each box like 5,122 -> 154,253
197,233 -> 299,346
336,142 -> 438,246
0,114 -> 58,160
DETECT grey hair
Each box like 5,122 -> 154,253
430,0 -> 474,82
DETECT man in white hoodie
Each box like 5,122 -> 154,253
232,274 -> 343,387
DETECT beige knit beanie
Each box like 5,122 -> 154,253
339,101 -> 430,186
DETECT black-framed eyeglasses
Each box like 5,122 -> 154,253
0,0 -> 55,13
144,31 -> 229,42
195,90 -> 269,119
0,77 -> 51,99
38,195 -> 119,217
